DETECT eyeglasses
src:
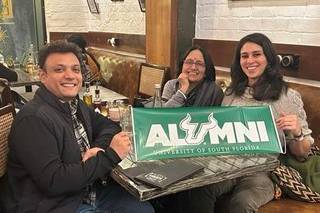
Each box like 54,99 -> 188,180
183,59 -> 205,69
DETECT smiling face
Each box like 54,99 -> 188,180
240,42 -> 268,86
182,49 -> 206,83
40,52 -> 82,101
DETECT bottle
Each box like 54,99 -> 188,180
83,82 -> 93,107
14,57 -> 21,69
25,44 -> 36,73
93,82 -> 101,113
0,53 -> 8,67
152,84 -> 162,108
100,101 -> 109,117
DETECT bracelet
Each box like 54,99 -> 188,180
294,131 -> 304,142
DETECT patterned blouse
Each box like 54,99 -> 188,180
222,87 -> 314,145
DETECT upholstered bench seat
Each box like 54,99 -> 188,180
259,199 -> 320,213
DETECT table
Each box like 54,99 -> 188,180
79,86 -> 128,102
18,91 -> 36,103
9,69 -> 41,92
112,154 -> 279,201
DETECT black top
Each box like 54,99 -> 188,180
0,64 -> 17,82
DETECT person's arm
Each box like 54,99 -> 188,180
88,108 -> 121,149
276,90 -> 313,158
9,115 -> 120,196
162,79 -> 186,107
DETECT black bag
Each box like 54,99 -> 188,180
0,64 -> 17,82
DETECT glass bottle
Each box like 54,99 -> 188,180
152,84 -> 162,108
0,53 -> 4,64
83,82 -> 93,107
0,53 -> 7,67
14,57 -> 21,69
100,101 -> 109,117
25,44 -> 36,73
93,82 -> 101,113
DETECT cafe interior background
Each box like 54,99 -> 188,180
0,0 -> 319,82
1,1 -> 320,211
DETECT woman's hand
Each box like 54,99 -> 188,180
178,72 -> 189,94
276,112 -> 311,157
276,112 -> 301,137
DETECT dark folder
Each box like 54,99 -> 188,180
134,159 -> 204,189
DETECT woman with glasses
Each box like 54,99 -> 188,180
162,46 -> 223,107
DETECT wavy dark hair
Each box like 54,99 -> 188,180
226,33 -> 287,101
178,45 -> 216,81
38,40 -> 82,69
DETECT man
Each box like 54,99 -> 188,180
0,41 -> 154,213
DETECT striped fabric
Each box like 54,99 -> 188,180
69,99 -> 96,207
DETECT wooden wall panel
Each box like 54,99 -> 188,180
146,0 -> 178,78
49,32 -> 145,55
87,32 -> 145,55
193,38 -> 320,81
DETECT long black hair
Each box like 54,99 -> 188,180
66,34 -> 100,70
226,33 -> 287,101
178,45 -> 216,81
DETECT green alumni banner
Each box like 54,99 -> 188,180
132,106 -> 283,161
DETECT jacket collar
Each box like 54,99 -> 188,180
34,84 -> 79,115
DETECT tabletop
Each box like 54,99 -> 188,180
9,69 -> 40,88
79,85 -> 128,102
111,154 -> 279,201
17,85 -> 128,103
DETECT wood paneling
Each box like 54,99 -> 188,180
87,32 -> 145,55
146,0 -> 178,78
49,32 -> 145,55
193,38 -> 320,81
50,32 -> 88,43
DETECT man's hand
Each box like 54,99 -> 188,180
109,132 -> 131,159
178,72 -> 189,94
82,147 -> 105,162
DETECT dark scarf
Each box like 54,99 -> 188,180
185,80 -> 223,106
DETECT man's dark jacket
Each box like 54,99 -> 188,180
0,85 -> 121,212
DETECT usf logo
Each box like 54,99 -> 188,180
145,113 -> 270,147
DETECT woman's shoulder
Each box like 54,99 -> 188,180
163,78 -> 178,89
283,87 -> 302,100
165,78 -> 178,85
280,87 -> 303,106
221,91 -> 236,106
